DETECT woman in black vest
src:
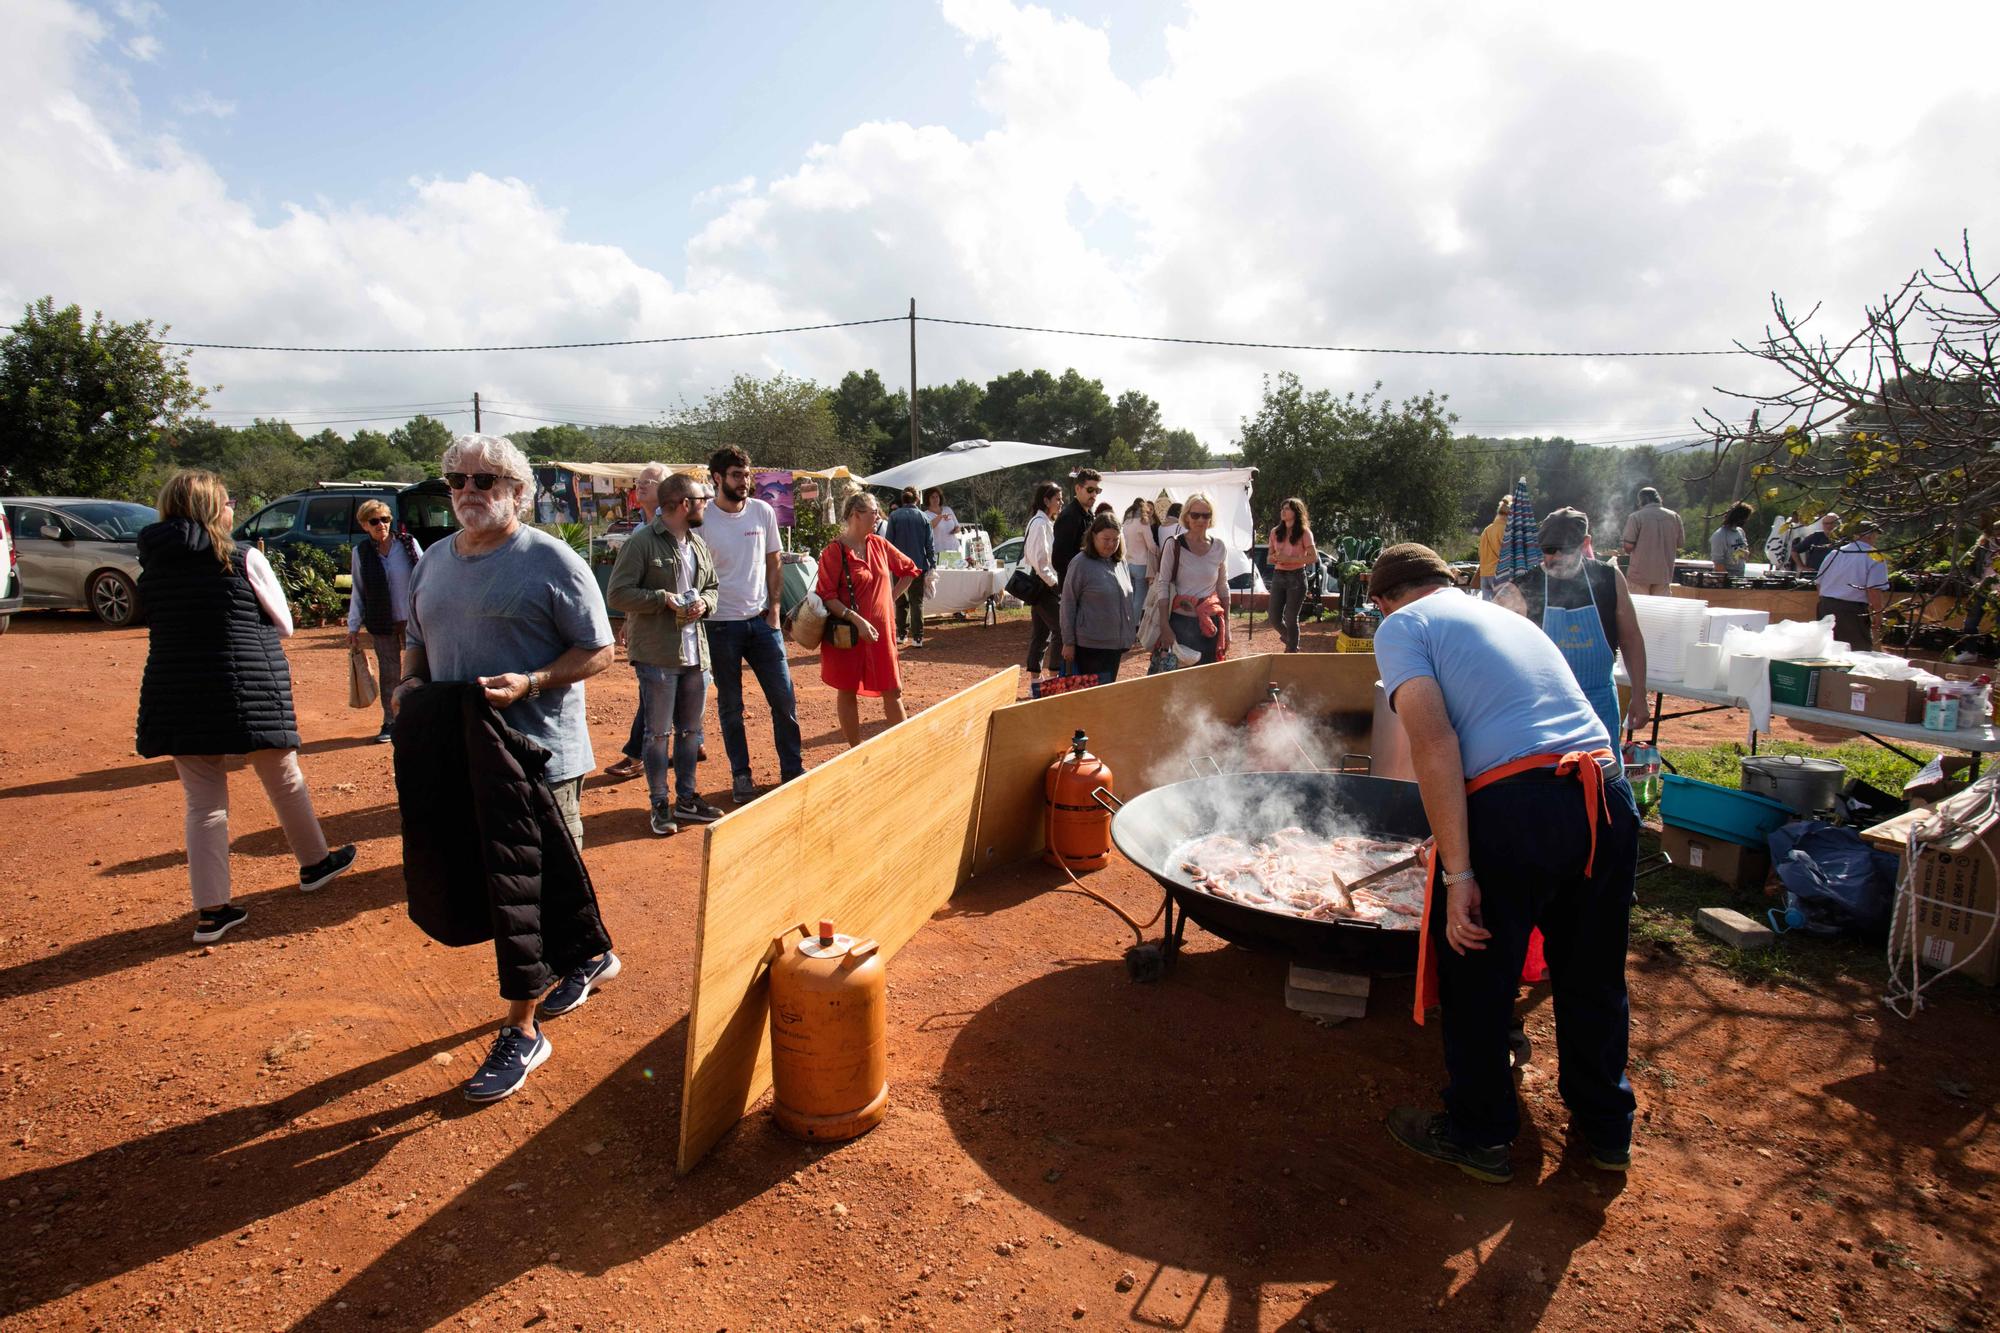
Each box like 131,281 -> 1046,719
137,471 -> 355,943
345,498 -> 424,742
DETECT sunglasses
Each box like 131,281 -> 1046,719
1186,511 -> 1213,520
1082,485 -> 1101,494
364,517 -> 392,528
444,472 -> 502,491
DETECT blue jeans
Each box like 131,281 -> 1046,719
706,618 -> 805,783
634,663 -> 705,806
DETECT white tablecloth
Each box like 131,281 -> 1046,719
928,567 -> 1006,615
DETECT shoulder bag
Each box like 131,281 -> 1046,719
827,542 -> 862,651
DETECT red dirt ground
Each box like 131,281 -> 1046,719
0,606 -> 1994,1332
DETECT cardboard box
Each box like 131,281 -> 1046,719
1817,670 -> 1927,724
1662,822 -> 1773,893
1768,658 -> 1844,707
1860,803 -> 2000,987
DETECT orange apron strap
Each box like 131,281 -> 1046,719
1411,747 -> 1615,1026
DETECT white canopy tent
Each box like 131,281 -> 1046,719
1095,467 -> 1259,580
861,439 -> 1085,491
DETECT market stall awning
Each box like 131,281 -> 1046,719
1096,467 -> 1259,581
861,440 -> 1084,491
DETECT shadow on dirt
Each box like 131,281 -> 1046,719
0,863 -> 408,1003
939,954 -> 1617,1331
0,736 -> 380,803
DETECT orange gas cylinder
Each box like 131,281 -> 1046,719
1044,730 -> 1114,870
767,921 -> 888,1143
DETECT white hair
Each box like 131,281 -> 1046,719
442,433 -> 534,517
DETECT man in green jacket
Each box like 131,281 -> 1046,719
607,472 -> 724,835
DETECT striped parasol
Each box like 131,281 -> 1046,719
1492,477 -> 1541,586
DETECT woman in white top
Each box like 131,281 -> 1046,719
923,487 -> 960,556
1021,479 -> 1064,675
1152,491 -> 1232,664
1121,497 -> 1160,622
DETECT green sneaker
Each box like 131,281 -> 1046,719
1386,1107 -> 1514,1184
1573,1134 -> 1630,1173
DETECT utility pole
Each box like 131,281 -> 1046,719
473,391 -> 482,433
908,298 -> 920,463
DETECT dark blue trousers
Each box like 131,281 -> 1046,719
706,618 -> 805,783
1432,770 -> 1640,1150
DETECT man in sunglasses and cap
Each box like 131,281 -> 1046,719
392,433 -> 620,1103
1369,542 -> 1640,1185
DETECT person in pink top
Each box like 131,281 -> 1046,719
1267,496 -> 1318,653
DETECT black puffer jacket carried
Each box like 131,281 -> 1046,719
393,682 -> 612,1001
135,519 -> 301,757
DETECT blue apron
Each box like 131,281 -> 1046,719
1542,579 -> 1623,755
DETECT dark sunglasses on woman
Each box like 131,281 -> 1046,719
444,472 -> 502,491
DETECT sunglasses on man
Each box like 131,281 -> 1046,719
444,472 -> 503,491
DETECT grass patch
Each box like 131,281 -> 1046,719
1660,738 -> 1937,796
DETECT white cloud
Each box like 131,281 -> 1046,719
172,89 -> 234,118
3,0 -> 1999,453
121,32 -> 159,61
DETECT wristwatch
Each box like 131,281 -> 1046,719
1442,867 -> 1477,886
527,671 -> 544,700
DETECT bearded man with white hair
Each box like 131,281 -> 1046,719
393,433 -> 620,1102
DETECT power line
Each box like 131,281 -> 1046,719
202,399 -> 465,416
152,310 -> 1760,358
915,315 -> 1750,358
156,316 -> 907,353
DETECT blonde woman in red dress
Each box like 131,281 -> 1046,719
816,492 -> 920,747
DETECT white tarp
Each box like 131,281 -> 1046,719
862,439 -> 1085,491
1094,467 -> 1258,579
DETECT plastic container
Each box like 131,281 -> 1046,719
1924,689 -> 1960,732
1740,754 -> 1847,816
1659,774 -> 1796,848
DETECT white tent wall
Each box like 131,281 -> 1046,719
1094,468 -> 1258,580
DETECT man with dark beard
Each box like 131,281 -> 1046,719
392,433 -> 618,1102
704,446 -> 804,803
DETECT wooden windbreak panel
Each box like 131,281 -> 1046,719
676,667 -> 1020,1174
970,655 -> 1276,874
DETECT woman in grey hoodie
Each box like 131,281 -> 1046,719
1060,513 -> 1139,682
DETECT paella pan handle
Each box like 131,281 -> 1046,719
1090,785 -> 1123,813
1337,752 -> 1373,775
1187,754 -> 1225,778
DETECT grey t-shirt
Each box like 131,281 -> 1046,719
406,525 -> 614,782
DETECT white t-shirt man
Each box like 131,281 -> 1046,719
703,497 -> 784,621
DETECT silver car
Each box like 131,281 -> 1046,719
0,497 -> 157,626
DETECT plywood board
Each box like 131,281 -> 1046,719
970,655 -> 1274,874
676,667 -> 1020,1173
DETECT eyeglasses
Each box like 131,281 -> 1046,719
444,472 -> 502,491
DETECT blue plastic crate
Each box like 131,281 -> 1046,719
1659,774 -> 1794,848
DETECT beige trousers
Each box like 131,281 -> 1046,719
1630,581 -> 1670,597
172,750 -> 330,910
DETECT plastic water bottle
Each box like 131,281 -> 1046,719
1622,741 -> 1662,815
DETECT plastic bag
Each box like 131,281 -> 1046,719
1721,616 -> 1837,663
1764,820 -> 1899,937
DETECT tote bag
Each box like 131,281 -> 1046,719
348,649 -> 379,710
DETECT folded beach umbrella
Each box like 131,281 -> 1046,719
1492,477 -> 1541,587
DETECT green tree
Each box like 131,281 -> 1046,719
1151,427 -> 1210,469
391,413 -> 455,466
0,297 -> 210,497
1236,373 -> 1460,542
1102,436 -> 1143,471
342,428 -> 399,475
674,373 -> 845,470
1111,389 -> 1163,456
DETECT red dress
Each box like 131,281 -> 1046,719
816,534 -> 919,697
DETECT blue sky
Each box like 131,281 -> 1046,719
123,1 -> 1168,272
6,0 -> 1998,444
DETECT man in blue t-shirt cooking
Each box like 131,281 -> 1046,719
1369,542 -> 1640,1184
